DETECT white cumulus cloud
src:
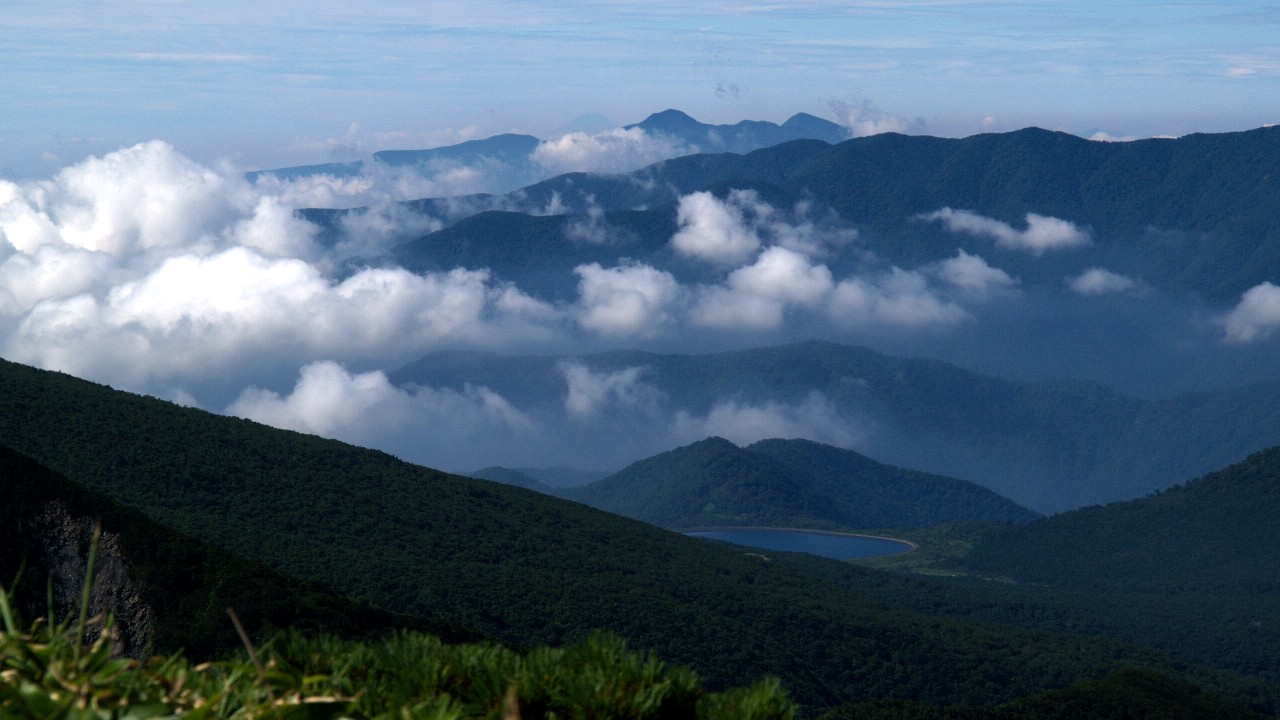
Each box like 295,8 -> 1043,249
0,142 -> 261,266
929,249 -> 1018,296
533,127 -> 691,175
573,262 -> 682,336
1223,281 -> 1280,343
829,268 -> 969,328
0,142 -> 562,402
1067,267 -> 1149,296
670,191 -> 762,266
692,246 -> 834,329
830,100 -> 919,137
920,207 -> 1091,255
227,361 -> 539,472
671,190 -> 853,266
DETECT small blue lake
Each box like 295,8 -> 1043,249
684,528 -> 914,560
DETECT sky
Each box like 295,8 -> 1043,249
4,1 -> 1280,177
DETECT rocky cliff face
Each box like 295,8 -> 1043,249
24,501 -> 155,658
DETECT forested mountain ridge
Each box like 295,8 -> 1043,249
565,436 -> 1038,529
386,124 -> 1280,302
392,340 -> 1280,512
0,355 -> 1272,714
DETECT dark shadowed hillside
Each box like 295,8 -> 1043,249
820,668 -> 1266,720
0,443 -> 452,660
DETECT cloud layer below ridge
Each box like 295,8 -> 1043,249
4,141 -> 1277,474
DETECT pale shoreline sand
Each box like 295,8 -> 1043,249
681,526 -> 919,552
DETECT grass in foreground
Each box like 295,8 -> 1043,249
0,581 -> 795,720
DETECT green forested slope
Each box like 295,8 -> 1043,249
0,357 -> 1271,714
955,446 -> 1280,674
567,437 -> 1037,529
959,446 -> 1280,589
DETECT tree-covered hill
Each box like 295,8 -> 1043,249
0,356 -> 1271,714
565,437 -> 1038,530
391,340 -> 1280,512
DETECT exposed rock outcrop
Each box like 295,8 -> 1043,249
23,501 -> 155,658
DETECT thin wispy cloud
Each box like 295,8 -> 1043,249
1068,267 -> 1149,297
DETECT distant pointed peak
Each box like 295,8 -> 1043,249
781,112 -> 825,126
691,436 -> 740,450
628,109 -> 704,133
645,108 -> 698,122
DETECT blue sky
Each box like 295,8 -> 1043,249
3,1 -> 1279,176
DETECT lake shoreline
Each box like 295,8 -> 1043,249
679,526 -> 919,556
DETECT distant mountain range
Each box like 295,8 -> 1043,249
250,109 -> 848,195
625,108 -> 848,151
393,340 -> 1280,513
382,123 -> 1280,303
272,119 -> 1280,405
